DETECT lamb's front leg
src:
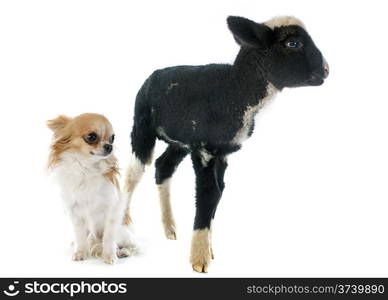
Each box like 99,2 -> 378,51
190,152 -> 223,273
70,215 -> 89,261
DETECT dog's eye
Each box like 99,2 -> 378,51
84,132 -> 98,144
110,134 -> 115,144
285,40 -> 303,49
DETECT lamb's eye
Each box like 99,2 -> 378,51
110,134 -> 115,144
84,132 -> 98,144
286,40 -> 303,49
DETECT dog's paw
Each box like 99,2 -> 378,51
72,250 -> 88,261
192,263 -> 208,273
90,242 -> 103,257
122,213 -> 132,226
117,247 -> 131,258
103,251 -> 117,265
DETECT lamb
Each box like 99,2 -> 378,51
124,15 -> 329,273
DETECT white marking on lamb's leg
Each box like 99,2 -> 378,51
199,149 -> 213,167
190,229 -> 211,273
210,221 -> 214,259
157,179 -> 176,240
123,155 -> 145,225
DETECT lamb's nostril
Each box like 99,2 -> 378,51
324,65 -> 329,77
103,144 -> 112,154
322,57 -> 329,79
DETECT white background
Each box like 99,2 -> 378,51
0,0 -> 387,277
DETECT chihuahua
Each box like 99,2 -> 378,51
47,113 -> 137,264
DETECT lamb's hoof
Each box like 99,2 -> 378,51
190,229 -> 211,273
164,224 -> 177,240
103,252 -> 117,265
192,264 -> 208,273
72,250 -> 88,261
165,230 -> 177,240
117,247 -> 131,258
211,249 -> 214,260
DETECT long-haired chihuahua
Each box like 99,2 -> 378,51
47,113 -> 138,264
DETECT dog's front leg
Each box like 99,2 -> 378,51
102,211 -> 119,264
70,215 -> 89,261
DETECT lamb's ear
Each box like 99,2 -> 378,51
46,115 -> 72,133
227,16 -> 272,49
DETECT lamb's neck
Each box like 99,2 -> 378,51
233,48 -> 270,94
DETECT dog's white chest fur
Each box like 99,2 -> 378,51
54,153 -> 119,216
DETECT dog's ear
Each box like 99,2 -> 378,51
227,16 -> 273,49
46,115 -> 72,133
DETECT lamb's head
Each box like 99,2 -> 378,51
227,16 -> 329,90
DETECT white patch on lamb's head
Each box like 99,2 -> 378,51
265,16 -> 305,30
227,15 -> 328,89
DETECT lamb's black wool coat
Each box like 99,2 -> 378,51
127,15 -> 328,272
134,62 -> 265,156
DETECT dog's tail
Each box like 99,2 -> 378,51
123,82 -> 156,225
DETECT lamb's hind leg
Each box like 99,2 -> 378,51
123,155 -> 146,225
123,109 -> 156,225
155,145 -> 188,239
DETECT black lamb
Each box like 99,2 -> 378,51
124,15 -> 329,273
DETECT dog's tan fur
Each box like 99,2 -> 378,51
47,113 -> 114,169
47,113 -> 138,264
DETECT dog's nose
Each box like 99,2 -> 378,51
103,144 -> 113,154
